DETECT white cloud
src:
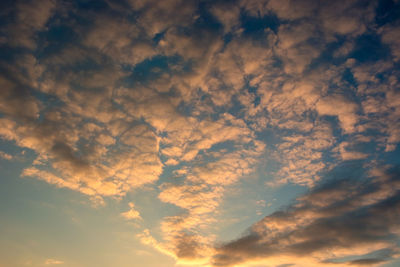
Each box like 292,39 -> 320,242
121,202 -> 142,220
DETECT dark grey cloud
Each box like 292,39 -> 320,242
212,166 -> 400,266
348,258 -> 385,265
174,232 -> 203,259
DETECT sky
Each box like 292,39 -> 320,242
0,0 -> 400,266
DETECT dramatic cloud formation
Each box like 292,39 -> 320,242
213,166 -> 400,267
0,0 -> 399,266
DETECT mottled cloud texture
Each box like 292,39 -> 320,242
0,0 -> 400,266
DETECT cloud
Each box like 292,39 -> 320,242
1,1 -> 400,266
380,24 -> 400,62
3,0 -> 56,49
150,139 -> 265,262
0,151 -> 13,160
0,74 -> 40,121
121,202 -> 142,220
210,2 -> 241,33
1,0 -> 391,206
315,95 -> 359,134
44,258 -> 64,265
273,121 -> 334,186
319,0 -> 374,37
84,15 -> 156,66
275,21 -> 323,74
127,0 -> 197,36
212,166 -> 400,267
336,141 -> 369,161
265,0 -> 317,20
352,60 -> 400,152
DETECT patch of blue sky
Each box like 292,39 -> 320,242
152,30 -> 166,44
222,32 -> 234,46
324,248 -> 395,264
121,54 -> 186,87
382,259 -> 400,267
320,161 -> 370,185
75,0 -> 110,12
32,91 -> 65,122
0,151 -> 172,266
3,190 -> 130,266
324,115 -> 348,138
256,127 -> 285,149
351,138 -> 384,156
0,46 -> 29,63
240,8 -> 280,35
342,67 -> 359,88
350,33 -> 392,63
227,94 -> 247,117
216,175 -> 308,242
311,37 -> 351,64
121,186 -> 183,237
306,51 -> 352,83
36,24 -> 80,56
155,162 -> 184,185
380,146 -> 400,166
195,1 -> 224,32
159,140 -> 239,183
375,0 -> 400,26
0,1 -> 14,23
0,138 -> 29,158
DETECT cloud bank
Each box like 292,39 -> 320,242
213,166 -> 400,266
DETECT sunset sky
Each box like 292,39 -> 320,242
1,0 -> 400,266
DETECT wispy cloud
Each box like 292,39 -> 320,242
44,258 -> 64,265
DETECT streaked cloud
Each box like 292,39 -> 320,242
212,166 -> 400,267
44,258 -> 64,265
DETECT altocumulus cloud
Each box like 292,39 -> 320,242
0,0 -> 400,266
